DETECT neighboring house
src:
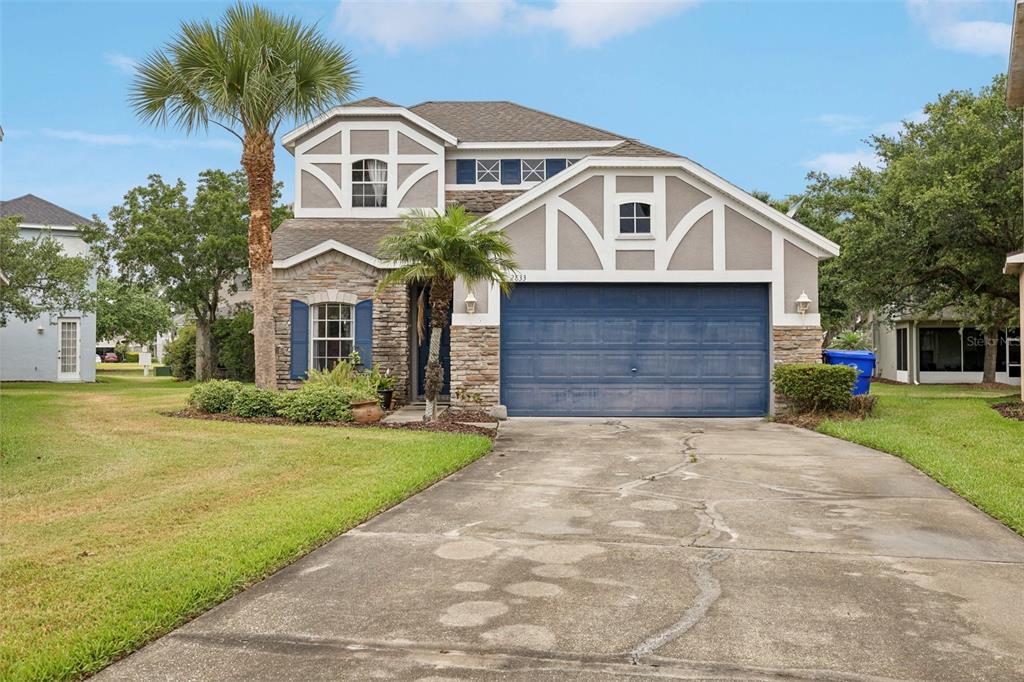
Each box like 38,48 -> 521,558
272,97 -> 838,416
0,194 -> 97,382
1007,0 -> 1024,400
872,313 -> 1021,386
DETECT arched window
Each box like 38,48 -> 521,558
352,159 -> 388,207
619,202 -> 651,234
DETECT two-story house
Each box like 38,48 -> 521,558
0,194 -> 97,382
272,98 -> 838,416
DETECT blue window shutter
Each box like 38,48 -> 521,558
500,159 -> 521,185
545,158 -> 567,176
354,299 -> 373,368
456,159 -> 475,185
290,300 -> 309,380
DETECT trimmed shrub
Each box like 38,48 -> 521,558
123,351 -> 140,363
164,325 -> 197,380
213,309 -> 255,382
773,363 -> 857,413
230,386 -> 279,418
188,380 -> 244,414
276,383 -> 356,423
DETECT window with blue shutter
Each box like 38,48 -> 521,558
456,159 -> 475,185
545,158 -> 567,176
354,299 -> 373,368
500,159 -> 521,185
290,300 -> 309,380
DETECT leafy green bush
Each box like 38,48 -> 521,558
229,386 -> 279,418
828,330 -> 872,351
164,325 -> 196,380
188,380 -> 244,414
773,363 -> 858,413
123,351 -> 140,363
213,309 -> 255,381
276,383 -> 355,423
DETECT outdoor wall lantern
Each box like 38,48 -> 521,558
796,291 -> 812,315
464,291 -> 477,315
36,325 -> 45,334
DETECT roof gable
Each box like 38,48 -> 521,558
0,194 -> 91,227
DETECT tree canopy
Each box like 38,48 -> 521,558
95,278 -> 173,347
0,215 -> 95,326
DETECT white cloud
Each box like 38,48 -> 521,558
807,113 -> 868,134
907,0 -> 1010,57
40,128 -> 236,151
874,108 -> 928,136
801,150 -> 880,176
104,52 -> 139,75
333,0 -> 698,51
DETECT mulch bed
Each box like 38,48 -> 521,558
992,401 -> 1024,422
163,409 -> 497,438
773,395 -> 877,430
438,408 -> 498,424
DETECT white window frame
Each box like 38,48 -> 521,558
521,158 -> 546,182
476,159 -> 500,183
618,202 -> 652,235
57,317 -> 81,381
352,159 -> 388,208
311,302 -> 355,370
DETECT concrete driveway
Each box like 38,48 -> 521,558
98,419 -> 1024,681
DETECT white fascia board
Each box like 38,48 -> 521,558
455,140 -> 622,150
1004,251 -> 1024,274
479,155 -> 840,259
281,107 -> 458,150
17,222 -> 82,232
272,239 -> 397,271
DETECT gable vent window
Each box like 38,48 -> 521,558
352,159 -> 388,207
619,202 -> 652,234
476,159 -> 500,183
521,159 -> 546,182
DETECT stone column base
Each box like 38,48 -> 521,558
772,326 -> 824,412
450,325 -> 500,409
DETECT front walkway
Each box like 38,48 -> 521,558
98,419 -> 1024,680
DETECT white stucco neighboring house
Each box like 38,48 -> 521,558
0,194 -> 97,382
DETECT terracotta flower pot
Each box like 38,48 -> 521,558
351,399 -> 384,424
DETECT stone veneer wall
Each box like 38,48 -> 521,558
445,190 -> 524,215
772,326 -> 824,365
272,250 -> 410,401
450,325 -> 500,408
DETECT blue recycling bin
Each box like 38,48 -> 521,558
823,349 -> 876,396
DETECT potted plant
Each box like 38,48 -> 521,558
350,398 -> 384,424
372,367 -> 396,410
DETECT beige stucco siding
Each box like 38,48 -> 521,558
560,175 -> 604,237
783,240 -> 818,313
398,132 -> 432,155
666,176 -> 711,237
616,250 -> 655,270
557,211 -> 601,269
309,133 -> 341,155
300,171 -> 340,209
453,278 -> 490,315
615,175 -> 654,193
504,206 -> 546,269
350,130 -> 389,155
397,163 -> 426,186
398,171 -> 438,208
668,212 -> 714,270
725,206 -> 772,270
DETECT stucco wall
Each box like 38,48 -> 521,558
724,206 -> 772,270
783,240 -> 818,314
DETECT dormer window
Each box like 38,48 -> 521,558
619,202 -> 652,234
352,159 -> 388,207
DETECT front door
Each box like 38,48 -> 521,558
58,318 -> 80,380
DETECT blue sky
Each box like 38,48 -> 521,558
0,0 -> 1014,218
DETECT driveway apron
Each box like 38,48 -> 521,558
97,418 -> 1024,681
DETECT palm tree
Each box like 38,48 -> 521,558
378,206 -> 517,421
130,3 -> 357,389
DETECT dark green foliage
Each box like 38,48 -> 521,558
229,386 -> 279,418
95,278 -> 172,348
828,331 -> 873,351
164,325 -> 196,380
276,384 -> 359,423
773,363 -> 858,413
213,309 -> 255,381
123,352 -> 140,364
187,380 -> 244,414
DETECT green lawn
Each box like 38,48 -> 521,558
818,382 -> 1024,535
0,376 -> 492,681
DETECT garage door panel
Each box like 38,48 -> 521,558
500,284 -> 769,416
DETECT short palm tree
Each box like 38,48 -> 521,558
378,206 -> 517,421
130,3 -> 357,389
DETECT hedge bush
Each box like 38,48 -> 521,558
213,309 -> 255,381
229,386 -> 279,418
773,363 -> 858,413
275,383 -> 368,423
164,325 -> 196,380
188,380 -> 244,414
123,352 -> 140,363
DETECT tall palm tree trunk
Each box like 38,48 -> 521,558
423,279 -> 453,421
242,130 -> 277,390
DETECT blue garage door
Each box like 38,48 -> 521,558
500,283 -> 770,417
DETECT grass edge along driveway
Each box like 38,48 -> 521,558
818,383 -> 1023,536
0,376 -> 492,681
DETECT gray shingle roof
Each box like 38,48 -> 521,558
273,218 -> 404,260
408,101 -> 624,143
343,96 -> 399,108
0,194 -> 91,227
598,140 -> 680,158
